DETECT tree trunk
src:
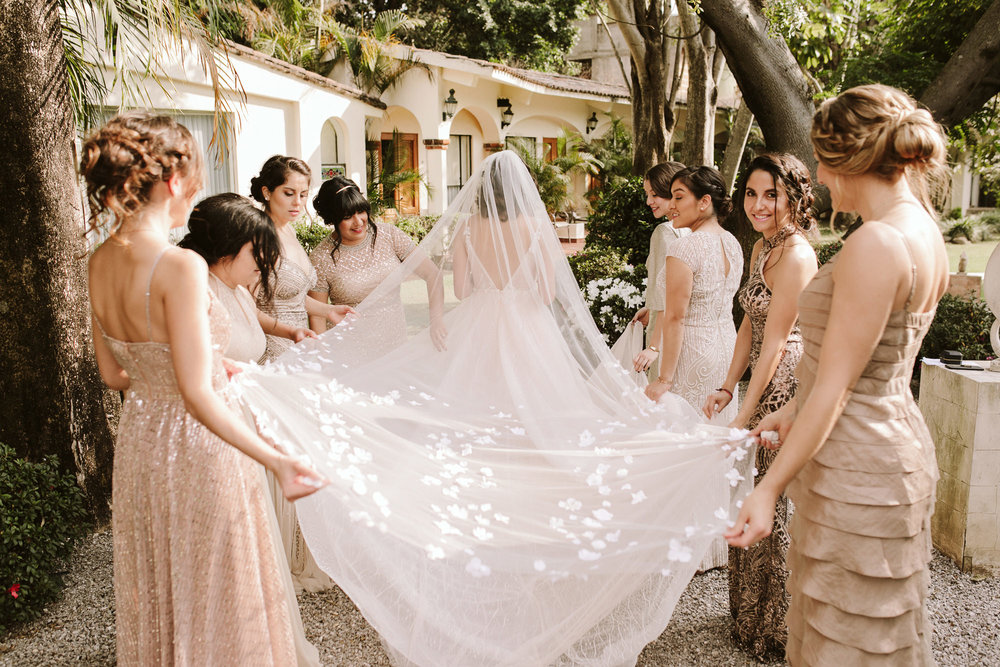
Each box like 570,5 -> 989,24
697,0 -> 816,170
0,0 -> 118,522
677,1 -> 716,167
920,0 -> 1000,128
720,99 -> 754,192
607,0 -> 675,175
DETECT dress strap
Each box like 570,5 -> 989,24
145,247 -> 170,341
893,229 -> 918,313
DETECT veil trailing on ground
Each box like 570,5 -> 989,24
234,151 -> 752,666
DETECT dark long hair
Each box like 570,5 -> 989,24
178,193 -> 280,301
733,153 -> 816,235
249,155 -> 311,215
313,176 -> 376,263
644,161 -> 686,199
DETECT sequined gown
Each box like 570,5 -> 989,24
104,256 -> 295,665
257,257 -> 317,363
310,222 -> 416,349
786,247 -> 937,665
660,230 -> 743,571
728,229 -> 802,659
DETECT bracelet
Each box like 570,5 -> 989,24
648,345 -> 659,353
716,387 -> 733,399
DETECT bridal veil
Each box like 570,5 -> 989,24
234,151 -> 750,666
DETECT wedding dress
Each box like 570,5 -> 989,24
234,151 -> 751,666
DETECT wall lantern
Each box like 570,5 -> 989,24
442,89 -> 458,121
497,98 -> 514,129
585,112 -> 599,135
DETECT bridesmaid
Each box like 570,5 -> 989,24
178,193 -> 317,365
82,111 -> 324,664
308,176 -> 447,352
727,84 -> 949,665
249,155 -> 350,361
631,161 -> 690,382
703,154 -> 818,659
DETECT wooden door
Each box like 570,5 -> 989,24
380,132 -> 419,215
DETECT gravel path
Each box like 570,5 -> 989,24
2,530 -> 998,665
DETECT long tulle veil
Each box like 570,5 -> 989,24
234,151 -> 751,666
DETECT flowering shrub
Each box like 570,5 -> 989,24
582,265 -> 647,342
0,443 -> 89,632
293,221 -> 331,254
813,239 -> 843,265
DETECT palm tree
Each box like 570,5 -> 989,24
329,9 -> 429,96
0,0 -> 232,520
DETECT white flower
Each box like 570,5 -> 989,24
425,544 -> 445,560
465,557 -> 491,577
592,508 -> 613,521
578,549 -> 601,561
725,468 -> 745,487
534,560 -> 547,572
667,539 -> 692,563
714,507 -> 729,521
558,498 -> 583,512
631,490 -> 647,504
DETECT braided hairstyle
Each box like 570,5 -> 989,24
79,111 -> 203,238
734,153 -> 816,235
312,176 -> 376,263
669,166 -> 734,218
811,84 -> 947,214
178,194 -> 281,302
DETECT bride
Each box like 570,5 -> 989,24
234,151 -> 751,666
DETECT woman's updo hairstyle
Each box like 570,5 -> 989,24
313,176 -> 377,263
670,165 -> 733,218
812,84 -> 947,213
80,111 -> 203,237
249,155 -> 311,208
645,161 -> 686,199
735,153 -> 816,233
178,194 -> 281,301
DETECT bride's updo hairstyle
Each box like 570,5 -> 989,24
670,165 -> 734,218
80,110 -> 203,238
811,84 -> 947,213
249,155 -> 311,213
313,175 -> 377,262
478,157 -> 511,223
734,153 -> 816,234
178,193 -> 280,301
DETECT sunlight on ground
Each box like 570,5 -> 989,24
946,241 -> 998,273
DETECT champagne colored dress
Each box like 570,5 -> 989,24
661,230 -> 743,571
257,257 -> 317,363
104,253 -> 295,665
310,222 -> 416,350
643,222 -> 690,381
728,228 -> 801,659
786,243 -> 937,665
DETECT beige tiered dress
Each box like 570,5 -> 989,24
105,254 -> 295,665
786,251 -> 938,665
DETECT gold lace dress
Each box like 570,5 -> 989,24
728,229 -> 801,659
103,259 -> 294,665
786,250 -> 937,665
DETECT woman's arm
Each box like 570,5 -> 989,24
411,249 -> 448,350
452,230 -> 471,300
256,308 -> 319,342
728,242 -> 817,428
726,225 -> 906,546
644,257 -> 693,402
162,251 -> 325,500
91,315 -> 130,391
306,290 -> 329,332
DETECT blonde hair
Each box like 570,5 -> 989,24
80,111 -> 203,238
811,84 -> 947,213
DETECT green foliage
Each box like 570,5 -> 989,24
813,239 -> 843,265
367,130 -> 430,216
0,443 -> 90,632
329,10 -> 431,94
576,259 -> 647,343
947,219 -> 976,242
584,177 -> 657,267
394,214 -> 440,244
944,207 -> 965,221
507,143 -> 568,215
294,221 -> 331,253
920,294 -> 997,363
567,115 -> 635,195
567,245 -> 630,287
336,0 -> 590,74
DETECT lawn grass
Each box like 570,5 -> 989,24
945,241 -> 998,273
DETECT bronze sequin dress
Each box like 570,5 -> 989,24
728,228 -> 801,659
103,254 -> 295,665
786,245 -> 937,665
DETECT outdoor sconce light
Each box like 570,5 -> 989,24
442,89 -> 458,121
585,112 -> 599,135
497,98 -> 514,129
